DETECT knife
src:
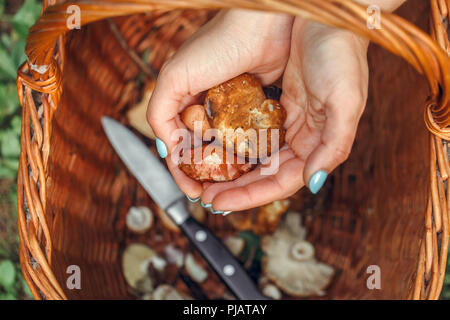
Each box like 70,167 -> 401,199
101,117 -> 268,300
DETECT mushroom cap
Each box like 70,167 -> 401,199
126,206 -> 153,233
224,236 -> 246,257
261,212 -> 334,297
204,74 -> 286,158
180,104 -> 211,138
253,199 -> 290,234
122,243 -> 155,291
262,283 -> 282,300
164,244 -> 184,267
226,200 -> 290,234
178,145 -> 253,182
184,253 -> 208,283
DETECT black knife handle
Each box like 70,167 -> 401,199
167,201 -> 268,300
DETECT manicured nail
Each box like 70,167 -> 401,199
155,138 -> 168,158
211,208 -> 224,214
222,211 -> 232,216
201,201 -> 212,208
308,170 -> 328,194
186,195 -> 200,203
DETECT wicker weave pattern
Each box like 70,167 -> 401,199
16,0 -> 450,299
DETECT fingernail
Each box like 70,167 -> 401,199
201,201 -> 212,208
211,208 -> 224,214
308,170 -> 328,194
222,211 -> 232,216
155,138 -> 168,158
186,195 -> 200,203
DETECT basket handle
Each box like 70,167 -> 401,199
25,0 -> 450,137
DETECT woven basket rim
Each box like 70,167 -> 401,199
15,0 -> 450,300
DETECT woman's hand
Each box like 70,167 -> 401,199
146,9 -> 294,200
201,19 -> 370,211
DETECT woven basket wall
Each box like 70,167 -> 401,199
16,0 -> 450,299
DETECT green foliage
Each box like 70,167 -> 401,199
0,0 -> 41,300
12,0 -> 41,38
0,259 -> 16,289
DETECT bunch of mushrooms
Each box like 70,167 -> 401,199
178,73 -> 286,182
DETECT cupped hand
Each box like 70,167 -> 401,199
147,9 -> 294,199
201,19 -> 370,211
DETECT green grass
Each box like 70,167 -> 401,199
0,0 -> 41,300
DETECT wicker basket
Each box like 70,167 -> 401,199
16,0 -> 450,300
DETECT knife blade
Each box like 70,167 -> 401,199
101,117 -> 268,300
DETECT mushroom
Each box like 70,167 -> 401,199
261,211 -> 334,297
122,243 -> 155,293
180,104 -> 211,138
253,199 -> 290,234
179,145 -> 253,182
126,82 -> 156,140
224,236 -> 245,257
164,244 -> 184,268
126,206 -> 153,234
184,253 -> 208,283
289,240 -> 315,262
258,276 -> 282,300
150,255 -> 167,272
262,283 -> 282,300
204,74 -> 286,159
226,199 -> 290,235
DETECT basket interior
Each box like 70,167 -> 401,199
44,0 -> 430,299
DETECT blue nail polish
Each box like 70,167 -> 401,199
186,195 -> 200,203
155,138 -> 168,158
201,201 -> 212,208
309,170 -> 328,194
211,208 -> 224,214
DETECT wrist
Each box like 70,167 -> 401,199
294,18 -> 369,54
220,9 -> 294,40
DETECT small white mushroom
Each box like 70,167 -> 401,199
126,206 -> 153,234
150,255 -> 167,272
224,236 -> 245,257
122,243 -> 155,293
164,244 -> 184,267
152,285 -> 188,300
262,283 -> 282,300
184,253 -> 208,283
261,211 -> 334,297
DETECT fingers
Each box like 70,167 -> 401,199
210,156 -> 305,211
200,149 -> 300,211
303,90 -> 366,194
